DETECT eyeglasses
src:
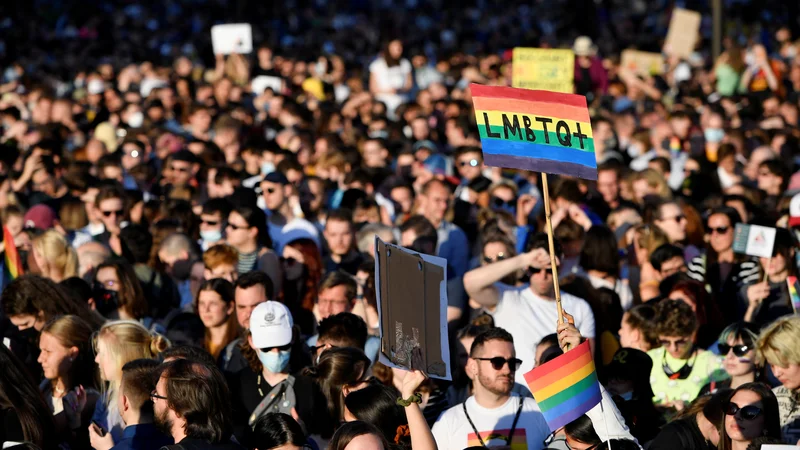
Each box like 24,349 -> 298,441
525,267 -> 553,277
150,390 -> 167,401
708,226 -> 730,235
725,402 -> 762,420
491,197 -> 515,209
660,215 -> 686,224
718,344 -> 750,357
459,159 -> 480,167
101,209 -> 123,218
201,219 -> 219,226
483,253 -> 507,264
226,223 -> 248,230
473,357 -> 523,372
659,338 -> 690,348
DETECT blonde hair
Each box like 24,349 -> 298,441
757,316 -> 800,367
33,230 -> 78,279
636,168 -> 672,200
93,320 -> 170,410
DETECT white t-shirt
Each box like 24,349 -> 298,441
368,57 -> 412,91
492,284 -> 596,385
432,395 -> 550,450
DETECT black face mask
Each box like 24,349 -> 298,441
282,258 -> 307,282
92,286 -> 120,317
398,165 -> 415,183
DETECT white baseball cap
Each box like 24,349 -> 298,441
250,301 -> 294,349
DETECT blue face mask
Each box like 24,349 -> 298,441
261,161 -> 276,175
258,349 -> 291,373
619,391 -> 634,401
200,229 -> 223,243
704,128 -> 725,143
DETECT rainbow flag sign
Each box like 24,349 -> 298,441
524,340 -> 601,431
471,84 -> 596,180
788,276 -> 800,314
467,429 -> 527,449
3,226 -> 22,280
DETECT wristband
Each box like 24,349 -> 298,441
396,392 -> 422,407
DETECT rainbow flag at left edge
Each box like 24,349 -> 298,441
3,226 -> 22,280
524,340 -> 601,431
470,83 -> 597,181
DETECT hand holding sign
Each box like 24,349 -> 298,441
556,310 -> 579,351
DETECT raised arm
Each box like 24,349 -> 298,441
400,370 -> 439,450
464,248 -> 549,307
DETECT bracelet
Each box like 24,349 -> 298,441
396,392 -> 422,407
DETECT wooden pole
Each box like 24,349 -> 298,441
541,173 -> 564,325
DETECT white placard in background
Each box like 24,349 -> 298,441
211,24 -> 253,55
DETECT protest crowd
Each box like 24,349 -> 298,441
3,0 -> 800,449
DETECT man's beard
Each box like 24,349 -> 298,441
477,371 -> 513,396
154,407 -> 174,437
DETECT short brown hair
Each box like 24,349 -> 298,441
160,359 -> 233,443
318,271 -> 357,303
94,184 -> 126,208
121,359 -> 160,413
203,244 -> 238,270
655,299 -> 697,338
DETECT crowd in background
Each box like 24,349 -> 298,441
2,0 -> 800,449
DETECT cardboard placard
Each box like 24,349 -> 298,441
374,237 -> 451,380
211,24 -> 253,55
512,48 -> 575,93
621,50 -> 665,76
663,9 -> 701,59
732,224 -> 776,259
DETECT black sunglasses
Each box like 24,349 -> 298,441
101,209 -> 123,217
459,159 -> 480,167
718,344 -> 750,357
725,402 -> 762,420
525,267 -> 553,277
280,257 -> 298,265
491,197 -> 515,208
201,219 -> 219,226
708,226 -> 730,235
226,223 -> 248,230
150,390 -> 167,401
265,187 -> 276,194
483,253 -> 507,264
474,357 -> 523,372
260,343 -> 292,353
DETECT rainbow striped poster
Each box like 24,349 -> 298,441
471,84 -> 596,180
467,429 -> 527,450
524,340 -> 601,431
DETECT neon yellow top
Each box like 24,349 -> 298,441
647,348 -> 727,405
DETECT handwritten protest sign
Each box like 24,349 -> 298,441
512,48 -> 574,93
621,50 -> 665,77
211,24 -> 253,55
733,223 -> 776,259
663,8 -> 701,58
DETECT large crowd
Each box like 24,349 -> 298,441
2,0 -> 800,449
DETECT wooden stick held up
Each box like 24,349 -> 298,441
541,173 -> 565,326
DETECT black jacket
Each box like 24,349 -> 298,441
647,417 -> 714,450
160,437 -> 245,450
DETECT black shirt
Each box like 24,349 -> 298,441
227,367 -> 332,446
323,250 -> 365,276
160,437 -> 245,450
648,417 -> 714,450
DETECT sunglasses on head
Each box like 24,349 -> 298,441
708,226 -> 730,235
725,402 -> 762,420
101,209 -> 123,217
491,197 -> 514,208
718,344 -> 750,357
474,357 -> 523,372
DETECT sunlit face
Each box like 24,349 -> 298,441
456,152 -> 482,181
659,335 -> 694,359
38,331 -> 74,381
597,169 -> 619,205
471,339 -> 516,396
760,252 -> 789,276
390,186 -> 414,214
10,313 -> 46,331
317,285 -> 352,319
721,337 -> 756,378
323,220 -> 353,257
94,338 -> 118,382
98,198 -> 124,233
197,289 -> 233,328
225,212 -> 253,249
344,433 -> 385,450
618,312 -> 640,349
655,203 -> 686,243
707,213 -> 734,253
482,241 -> 510,265
205,263 -> 237,283
724,390 -> 766,443
422,184 -> 450,224
235,285 -> 268,328
771,362 -> 800,390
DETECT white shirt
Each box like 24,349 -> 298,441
368,58 -> 412,91
432,395 -> 550,450
492,284 -> 596,385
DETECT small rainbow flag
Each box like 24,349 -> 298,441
471,84 -> 596,180
467,429 -> 527,450
3,226 -> 22,280
788,276 -> 800,314
524,340 -> 601,431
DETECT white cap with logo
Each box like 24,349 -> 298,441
249,301 -> 294,349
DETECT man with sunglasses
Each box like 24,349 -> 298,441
464,232 -> 595,384
228,301 -> 323,448
648,299 -> 724,410
432,328 -> 550,450
262,171 -> 320,254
